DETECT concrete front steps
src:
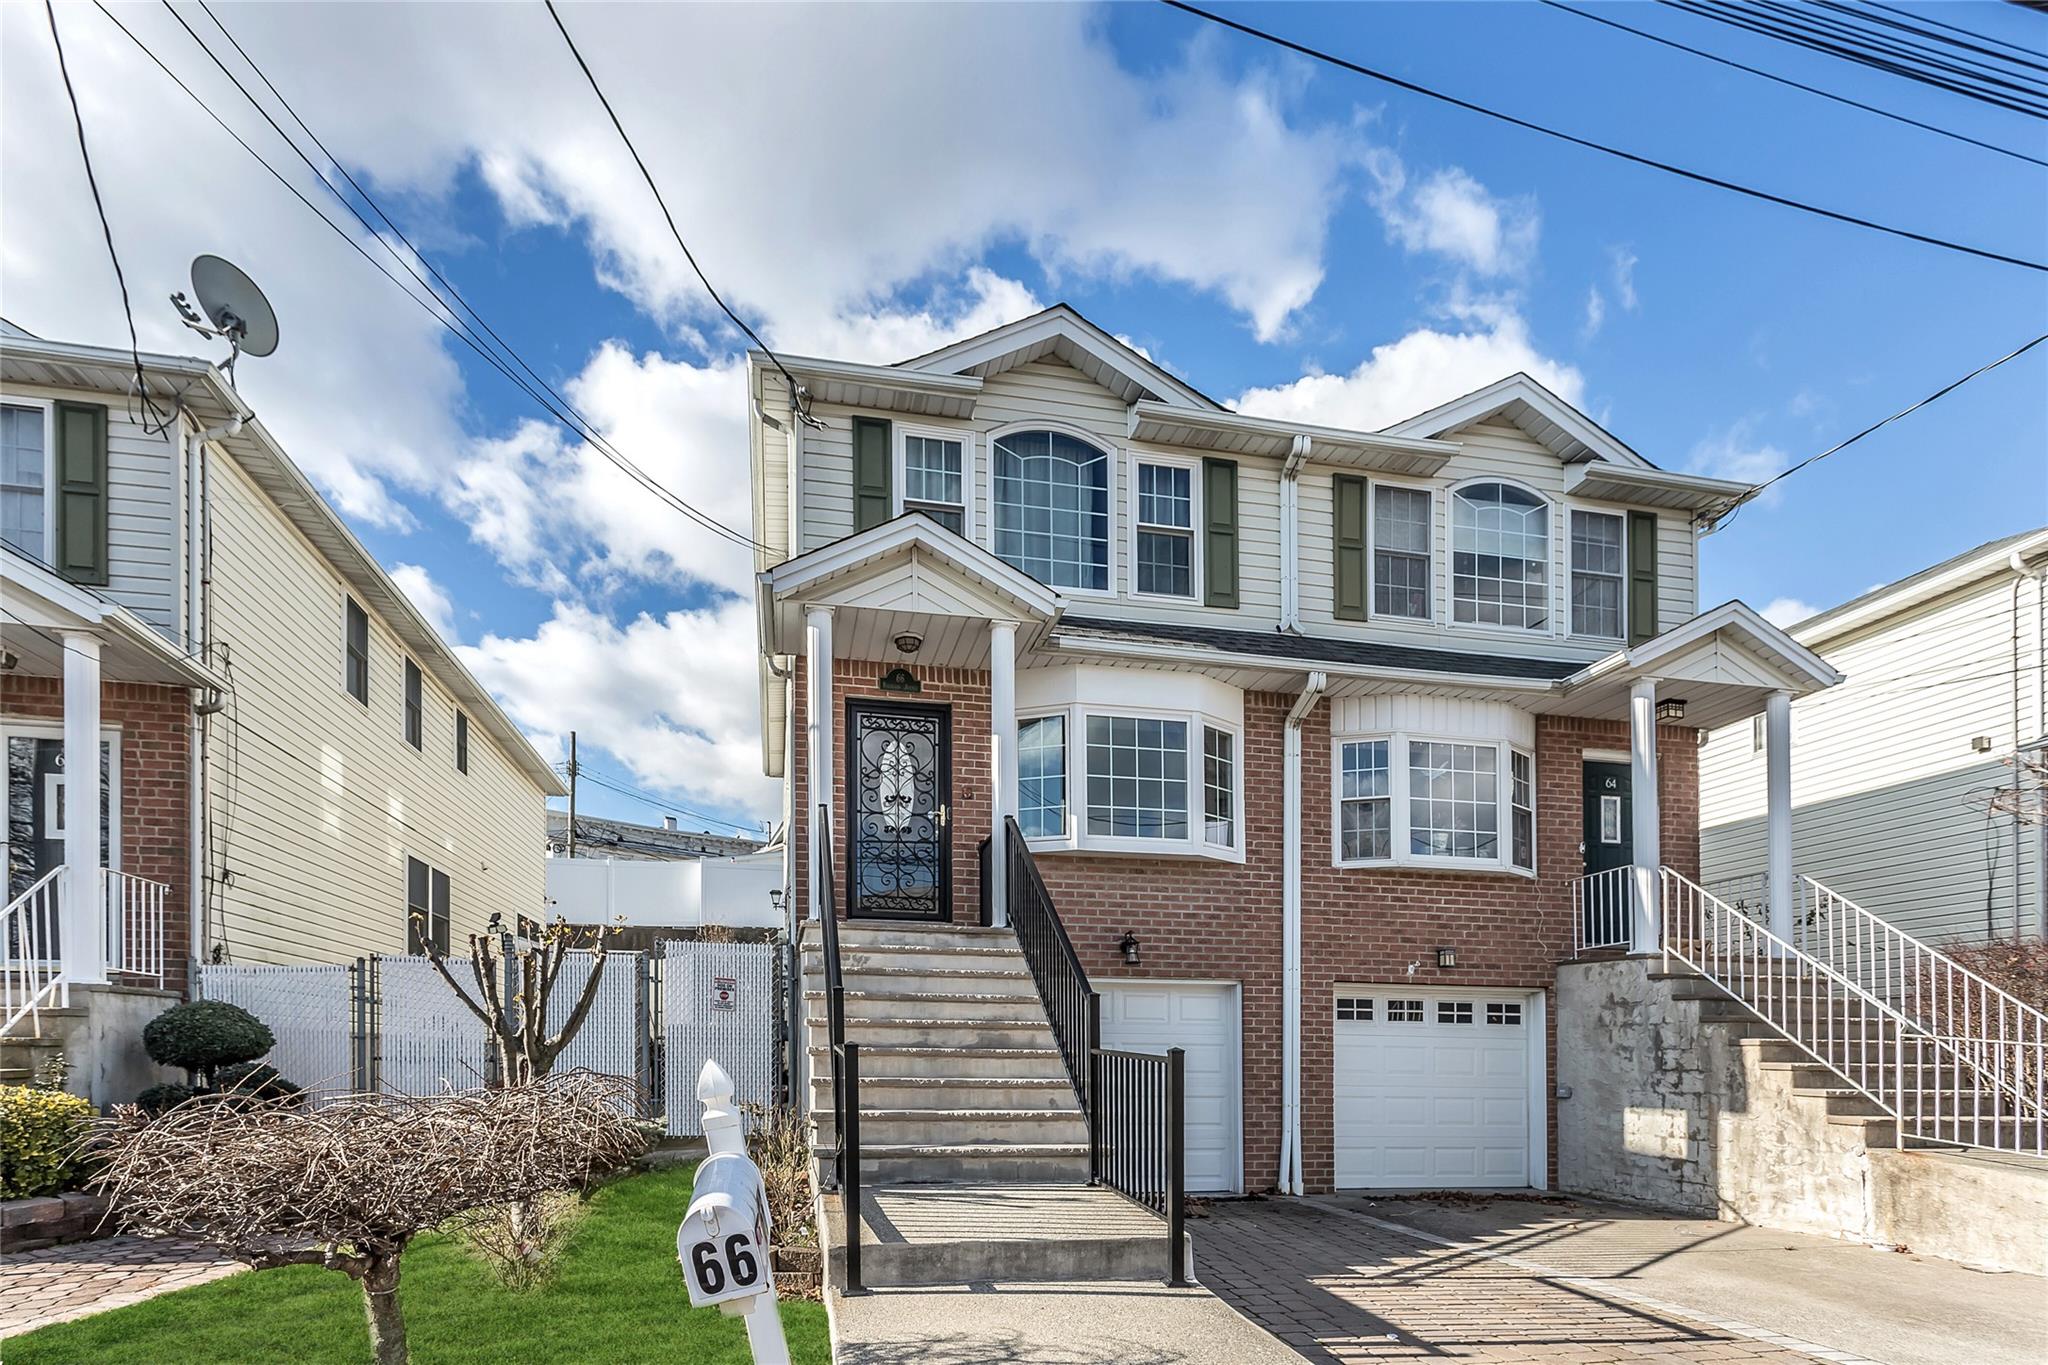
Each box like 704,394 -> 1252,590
802,922 -> 1089,1186
0,1007 -> 84,1085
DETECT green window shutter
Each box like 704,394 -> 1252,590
52,401 -> 109,585
1333,474 -> 1368,621
1203,457 -> 1239,609
1628,510 -> 1659,645
852,417 -> 892,532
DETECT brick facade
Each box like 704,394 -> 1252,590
789,659 -> 1701,1195
0,675 -> 193,996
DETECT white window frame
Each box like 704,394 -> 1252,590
1448,477 -> 1557,638
1566,504 -> 1627,643
1330,730 -> 1537,877
1016,709 -> 1071,841
1023,702 -> 1244,862
986,421 -> 1117,599
893,423 -> 975,539
0,396 -> 56,565
405,853 -> 452,956
1126,450 -> 1202,601
1367,478 -> 1435,623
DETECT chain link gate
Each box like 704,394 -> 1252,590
662,940 -> 776,1135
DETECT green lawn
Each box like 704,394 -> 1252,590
7,1165 -> 829,1364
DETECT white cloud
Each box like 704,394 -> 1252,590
1582,286 -> 1607,340
1610,247 -> 1640,311
1367,160 -> 1539,278
1760,597 -> 1818,628
389,563 -> 458,643
1231,311 -> 1584,432
459,598 -> 775,815
1688,419 -> 1791,497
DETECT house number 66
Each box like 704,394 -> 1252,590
689,1232 -> 761,1297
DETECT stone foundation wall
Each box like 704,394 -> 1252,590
1,1192 -> 115,1251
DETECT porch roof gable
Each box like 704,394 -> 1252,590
1,545 -> 227,690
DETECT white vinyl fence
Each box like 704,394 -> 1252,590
663,940 -> 776,1135
196,962 -> 358,1106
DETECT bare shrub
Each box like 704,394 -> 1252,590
94,1074 -> 648,1364
742,1103 -> 815,1249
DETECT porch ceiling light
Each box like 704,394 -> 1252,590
892,631 -> 924,655
1656,698 -> 1688,723
1118,930 -> 1141,967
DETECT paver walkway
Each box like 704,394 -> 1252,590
1,1235 -> 244,1337
1192,1198 -> 1848,1364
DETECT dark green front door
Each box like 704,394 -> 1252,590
1582,761 -> 1632,877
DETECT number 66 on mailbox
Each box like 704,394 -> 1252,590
677,1150 -> 774,1311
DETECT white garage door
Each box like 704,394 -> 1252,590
1100,981 -> 1241,1194
1332,987 -> 1536,1190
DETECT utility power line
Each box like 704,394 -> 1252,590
1158,1 -> 2048,272
554,762 -> 761,837
44,2 -> 175,436
542,0 -> 819,428
1861,0 -> 2048,67
1709,332 -> 2048,522
1538,1 -> 2046,167
94,2 -> 767,554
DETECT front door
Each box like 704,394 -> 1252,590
845,700 -> 951,921
4,730 -> 116,959
1582,761 -> 1631,876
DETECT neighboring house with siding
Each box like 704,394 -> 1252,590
749,305 -> 1840,1201
1701,527 -> 2048,944
1,323 -> 563,1102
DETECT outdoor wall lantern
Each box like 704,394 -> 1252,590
1118,931 -> 1141,967
1656,698 -> 1688,723
1436,946 -> 1457,970
769,888 -> 785,912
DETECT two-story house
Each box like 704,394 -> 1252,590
1,321 -> 564,1105
753,306 -> 1842,1200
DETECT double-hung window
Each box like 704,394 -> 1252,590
405,856 -> 450,955
1133,460 -> 1194,598
403,659 -> 424,750
992,430 -> 1110,591
455,712 -> 470,775
1569,510 -> 1625,640
901,431 -> 966,534
1,403 -> 48,562
1452,482 -> 1549,630
344,598 -> 370,705
1372,485 -> 1431,619
1334,731 -> 1536,873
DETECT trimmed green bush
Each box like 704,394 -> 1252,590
142,1002 -> 273,1085
0,1084 -> 94,1197
134,1083 -> 197,1116
213,1063 -> 305,1108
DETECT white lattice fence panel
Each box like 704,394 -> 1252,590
197,963 -> 355,1106
377,956 -> 491,1096
663,941 -> 775,1136
547,950 -> 643,1092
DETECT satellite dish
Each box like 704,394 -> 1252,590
188,255 -> 278,358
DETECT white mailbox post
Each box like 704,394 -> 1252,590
678,1059 -> 790,1365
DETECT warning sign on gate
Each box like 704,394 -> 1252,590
710,975 -> 738,1012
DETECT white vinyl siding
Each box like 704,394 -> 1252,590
1701,572 -> 2047,944
201,452 -> 548,965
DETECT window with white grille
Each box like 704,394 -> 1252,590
1452,481 -> 1549,630
1134,461 -> 1195,598
902,433 -> 966,534
1570,510 -> 1625,639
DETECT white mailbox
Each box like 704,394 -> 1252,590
678,1150 -> 773,1310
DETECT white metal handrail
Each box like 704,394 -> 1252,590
1662,869 -> 2044,1157
104,869 -> 168,987
3,869 -> 68,1036
1572,867 -> 1633,954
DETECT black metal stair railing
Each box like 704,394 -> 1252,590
1006,819 -> 1186,1285
815,805 -> 864,1293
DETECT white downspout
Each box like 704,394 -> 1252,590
2009,548 -> 2046,938
1280,435 -> 1310,634
185,415 -> 237,969
1280,669 -> 1326,1196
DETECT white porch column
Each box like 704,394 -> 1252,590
1629,677 -> 1662,954
988,622 -> 1018,928
1765,690 -> 1795,943
804,606 -> 834,922
61,632 -> 107,985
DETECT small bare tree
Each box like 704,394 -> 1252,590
415,913 -> 620,1086
95,1076 -> 647,1365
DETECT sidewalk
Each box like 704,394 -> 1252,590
831,1278 -> 1299,1364
0,1235 -> 244,1337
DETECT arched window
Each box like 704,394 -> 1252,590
992,430 -> 1109,591
1451,482 -> 1549,630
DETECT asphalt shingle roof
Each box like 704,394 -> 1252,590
1054,616 -> 1588,682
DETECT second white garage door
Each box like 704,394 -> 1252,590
1100,981 -> 1241,1194
1332,987 -> 1537,1189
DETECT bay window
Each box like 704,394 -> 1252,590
1017,714 -> 1067,838
1018,702 -> 1241,859
1570,509 -> 1625,639
1452,481 -> 1549,630
1203,726 -> 1235,846
992,429 -> 1110,591
1333,730 -> 1536,874
1086,715 -> 1187,839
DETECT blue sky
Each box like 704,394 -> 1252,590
4,1 -> 2043,836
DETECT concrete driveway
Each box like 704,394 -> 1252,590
1191,1193 -> 2047,1365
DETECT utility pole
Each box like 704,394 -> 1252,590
566,730 -> 578,859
